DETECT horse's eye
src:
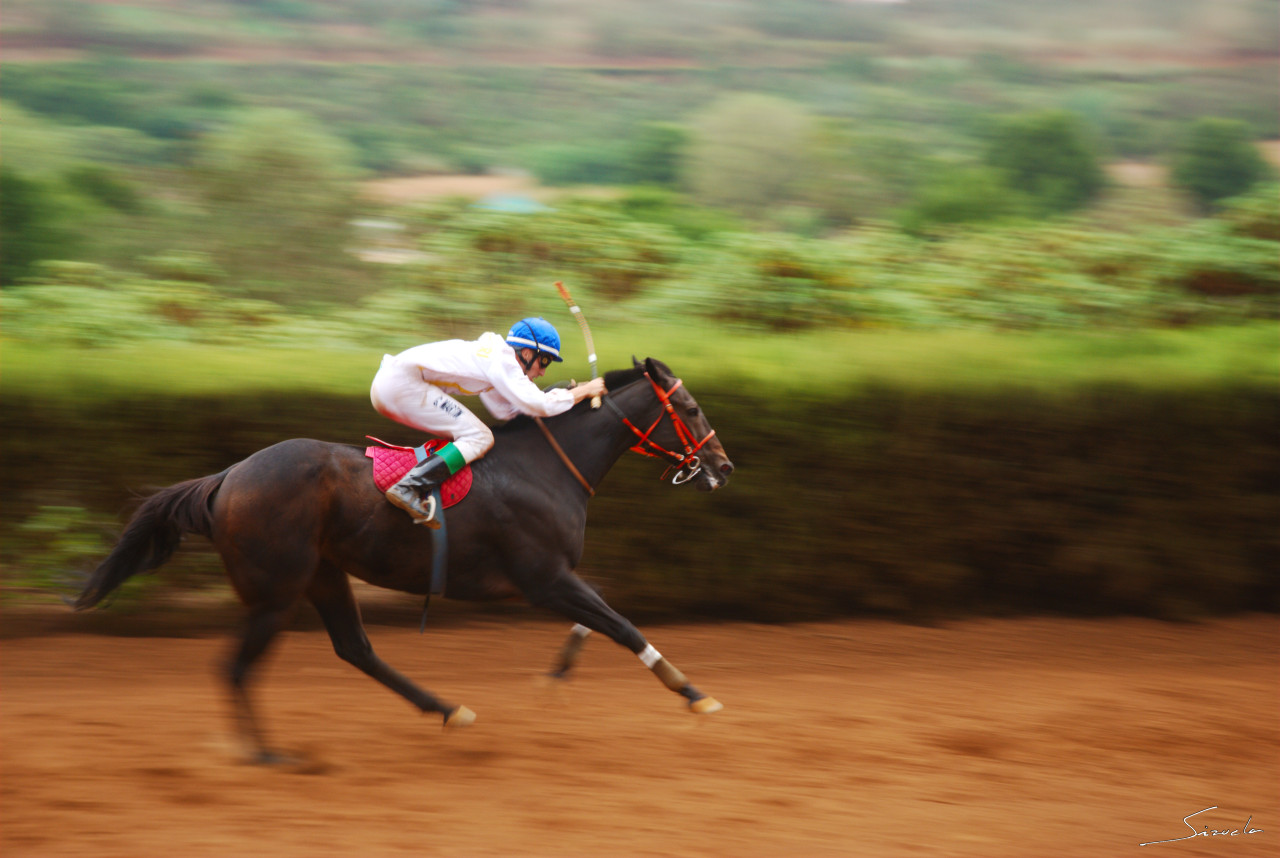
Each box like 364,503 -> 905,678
687,407 -> 700,417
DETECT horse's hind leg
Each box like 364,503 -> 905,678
528,573 -> 722,714
306,563 -> 474,727
227,603 -> 295,763
549,623 -> 593,678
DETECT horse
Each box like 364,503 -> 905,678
74,357 -> 734,763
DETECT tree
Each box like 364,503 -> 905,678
802,122 -> 925,226
1170,118 -> 1272,212
984,110 -> 1106,215
190,109 -> 362,302
0,170 -> 73,286
64,165 -> 144,214
626,122 -> 689,188
685,94 -> 815,217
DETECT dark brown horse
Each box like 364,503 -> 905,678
75,358 -> 733,762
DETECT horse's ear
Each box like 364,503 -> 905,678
632,355 -> 643,371
644,357 -> 671,378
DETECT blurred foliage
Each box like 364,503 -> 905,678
1170,117 -> 1276,211
625,122 -> 689,189
1,101 -> 171,173
63,165 -> 147,215
2,1 -> 1276,258
3,2 -> 1273,307
897,165 -> 1026,234
0,170 -> 76,286
5,507 -> 117,603
685,94 -> 815,216
1217,182 -> 1280,240
3,185 -> 1276,343
803,125 -> 927,229
4,503 -> 225,609
983,111 -> 1108,215
5,325 -> 1275,405
613,187 -> 746,241
3,1 -> 1276,178
1159,223 -> 1280,302
524,140 -> 634,186
189,109 -> 366,302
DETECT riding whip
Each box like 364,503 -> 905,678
554,280 -> 601,408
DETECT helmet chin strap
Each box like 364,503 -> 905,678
516,348 -> 537,372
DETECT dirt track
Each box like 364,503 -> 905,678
2,615 -> 1276,857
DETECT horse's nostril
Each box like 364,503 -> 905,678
720,462 -> 734,475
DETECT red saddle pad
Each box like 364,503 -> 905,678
364,437 -> 473,509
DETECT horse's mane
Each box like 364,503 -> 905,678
495,364 -> 648,435
602,364 -> 648,392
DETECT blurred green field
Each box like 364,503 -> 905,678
4,323 -> 1275,401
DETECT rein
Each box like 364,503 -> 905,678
533,417 -> 595,497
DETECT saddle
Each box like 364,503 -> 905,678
363,436 -> 473,508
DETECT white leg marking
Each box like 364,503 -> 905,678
638,644 -> 662,668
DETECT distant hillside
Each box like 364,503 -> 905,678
5,0 -> 1276,68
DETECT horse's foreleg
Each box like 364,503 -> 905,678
529,574 -> 722,714
307,565 -> 473,728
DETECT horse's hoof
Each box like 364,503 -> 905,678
257,750 -> 290,765
689,696 -> 724,715
444,705 -> 476,728
246,749 -> 328,773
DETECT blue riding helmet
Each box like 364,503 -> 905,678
506,317 -> 563,362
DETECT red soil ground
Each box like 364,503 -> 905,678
2,614 -> 1276,857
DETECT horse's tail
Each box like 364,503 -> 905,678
73,469 -> 229,611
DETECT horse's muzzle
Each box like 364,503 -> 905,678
694,458 -> 733,491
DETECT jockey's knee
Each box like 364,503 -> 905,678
453,426 -> 493,464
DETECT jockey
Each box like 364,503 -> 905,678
370,317 -> 608,527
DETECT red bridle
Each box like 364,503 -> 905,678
607,373 -> 717,483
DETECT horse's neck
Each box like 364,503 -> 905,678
496,383 -> 659,493
573,381 -> 664,487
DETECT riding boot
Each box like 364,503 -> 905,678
385,453 -> 454,529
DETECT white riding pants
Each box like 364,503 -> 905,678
370,357 -> 494,464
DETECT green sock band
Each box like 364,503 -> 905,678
436,442 -> 467,475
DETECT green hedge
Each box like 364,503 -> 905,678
4,383 -> 1275,622
589,385 -> 1279,621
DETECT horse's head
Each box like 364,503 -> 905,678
622,357 -> 734,492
